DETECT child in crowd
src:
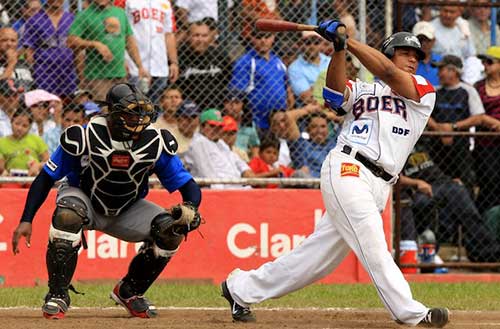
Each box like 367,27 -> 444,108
0,108 -> 49,178
43,104 -> 85,154
248,136 -> 295,188
24,89 -> 60,136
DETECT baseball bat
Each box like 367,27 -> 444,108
255,18 -> 346,35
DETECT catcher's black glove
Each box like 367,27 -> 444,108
170,202 -> 202,236
316,19 -> 347,52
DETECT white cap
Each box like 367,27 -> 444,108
412,21 -> 435,40
24,89 -> 61,107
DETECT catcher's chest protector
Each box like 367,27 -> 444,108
80,117 -> 163,216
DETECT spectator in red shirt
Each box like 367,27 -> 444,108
248,136 -> 295,188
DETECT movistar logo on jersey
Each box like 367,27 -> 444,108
352,124 -> 369,134
348,119 -> 373,145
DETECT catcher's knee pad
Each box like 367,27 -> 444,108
150,213 -> 183,257
50,196 -> 87,245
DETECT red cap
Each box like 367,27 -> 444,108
222,115 -> 238,132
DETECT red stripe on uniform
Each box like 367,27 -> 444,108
411,75 -> 435,98
171,10 -> 177,32
346,80 -> 353,91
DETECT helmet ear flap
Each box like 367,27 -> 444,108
384,46 -> 394,59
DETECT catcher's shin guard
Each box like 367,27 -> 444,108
121,244 -> 170,296
44,237 -> 79,319
43,197 -> 86,319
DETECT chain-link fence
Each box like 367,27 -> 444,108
1,1 -> 500,268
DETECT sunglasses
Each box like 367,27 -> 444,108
303,38 -> 322,45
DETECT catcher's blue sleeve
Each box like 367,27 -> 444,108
154,152 -> 193,193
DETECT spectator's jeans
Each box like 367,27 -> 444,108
410,180 -> 500,262
129,76 -> 168,104
473,144 -> 500,214
83,78 -> 126,101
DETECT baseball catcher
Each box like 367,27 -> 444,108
11,83 -> 202,319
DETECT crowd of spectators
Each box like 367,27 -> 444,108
1,1 -> 500,261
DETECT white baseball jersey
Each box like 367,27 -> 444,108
337,75 -> 436,176
117,0 -> 176,77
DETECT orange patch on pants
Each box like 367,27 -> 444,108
340,163 -> 360,177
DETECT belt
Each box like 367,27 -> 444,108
340,145 -> 394,182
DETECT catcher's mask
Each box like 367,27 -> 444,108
104,83 -> 159,142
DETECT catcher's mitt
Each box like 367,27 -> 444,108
169,202 -> 202,236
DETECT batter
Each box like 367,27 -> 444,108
221,20 -> 449,328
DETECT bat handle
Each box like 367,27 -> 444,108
313,25 -> 347,37
337,26 -> 346,36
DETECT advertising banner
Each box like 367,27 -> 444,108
0,188 -> 391,286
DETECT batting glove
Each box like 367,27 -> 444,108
316,20 -> 348,52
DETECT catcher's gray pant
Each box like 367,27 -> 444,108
56,183 -> 166,242
226,149 -> 429,326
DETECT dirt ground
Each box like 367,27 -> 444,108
3,308 -> 500,329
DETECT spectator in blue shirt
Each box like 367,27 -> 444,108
289,112 -> 337,178
412,21 -> 442,86
43,103 -> 84,154
288,31 -> 330,105
229,28 -> 288,131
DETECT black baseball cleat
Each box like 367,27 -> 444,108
110,281 -> 158,318
221,280 -> 256,322
419,308 -> 449,328
42,293 -> 70,320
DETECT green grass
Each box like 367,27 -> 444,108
2,282 -> 500,310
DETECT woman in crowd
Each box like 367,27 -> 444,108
474,46 -> 500,213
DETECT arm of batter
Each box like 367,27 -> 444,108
345,38 -> 421,102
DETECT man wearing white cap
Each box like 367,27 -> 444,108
24,89 -> 60,136
413,21 -> 442,86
